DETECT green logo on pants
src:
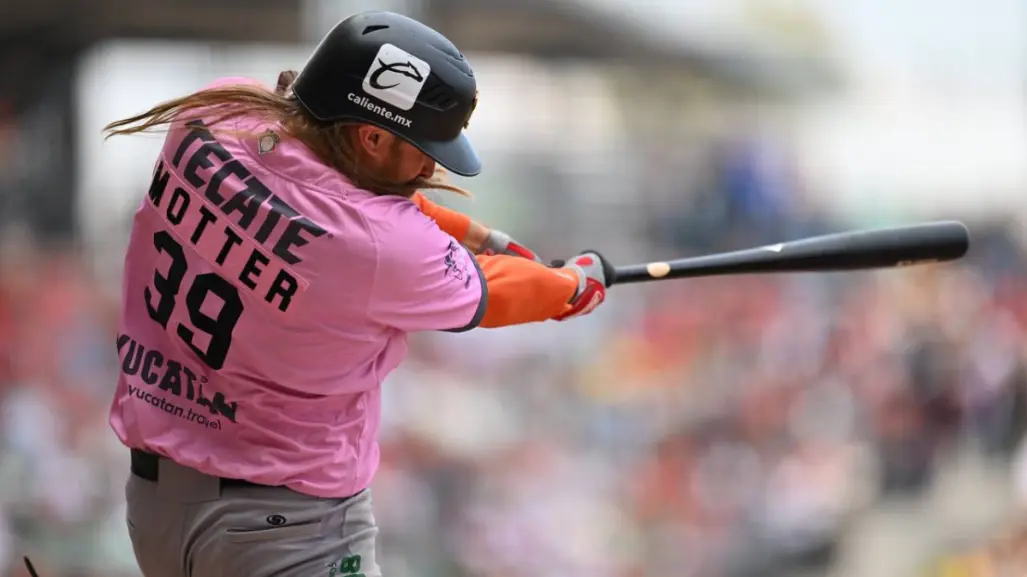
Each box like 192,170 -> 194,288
328,554 -> 363,577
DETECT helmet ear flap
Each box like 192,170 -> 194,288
463,91 -> 478,129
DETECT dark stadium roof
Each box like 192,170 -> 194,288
1,0 -> 837,113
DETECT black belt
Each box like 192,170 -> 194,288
130,448 -> 272,488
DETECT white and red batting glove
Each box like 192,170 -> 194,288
480,229 -> 544,264
552,251 -> 614,321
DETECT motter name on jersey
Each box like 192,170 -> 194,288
147,120 -> 328,313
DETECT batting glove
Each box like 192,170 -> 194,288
553,250 -> 614,321
480,229 -> 544,263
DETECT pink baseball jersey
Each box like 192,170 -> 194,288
108,77 -> 487,498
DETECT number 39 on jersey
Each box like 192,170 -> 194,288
145,231 -> 244,370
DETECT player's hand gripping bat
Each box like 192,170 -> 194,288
609,220 -> 970,286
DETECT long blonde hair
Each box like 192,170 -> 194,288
103,71 -> 470,198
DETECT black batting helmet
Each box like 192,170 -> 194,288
291,11 -> 481,177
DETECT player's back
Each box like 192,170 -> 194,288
107,81 -> 482,497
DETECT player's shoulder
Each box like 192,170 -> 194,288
360,194 -> 456,267
360,194 -> 440,237
200,76 -> 268,91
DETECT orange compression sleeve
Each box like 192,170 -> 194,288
412,192 -> 470,242
475,255 -> 579,328
412,193 -> 490,252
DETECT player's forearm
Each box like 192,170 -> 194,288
475,255 -> 577,327
413,193 -> 543,262
411,192 -> 489,251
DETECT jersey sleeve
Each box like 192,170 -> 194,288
368,209 -> 487,333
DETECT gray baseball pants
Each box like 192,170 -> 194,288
124,451 -> 381,577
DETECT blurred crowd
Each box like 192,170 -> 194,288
1,134 -> 1027,577
373,224 -> 1027,577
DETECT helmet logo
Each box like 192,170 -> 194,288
368,60 -> 424,90
361,44 -> 431,112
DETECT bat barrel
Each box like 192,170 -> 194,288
611,220 -> 970,286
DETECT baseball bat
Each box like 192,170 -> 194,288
610,220 -> 970,285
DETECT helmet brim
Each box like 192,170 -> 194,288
417,131 -> 481,177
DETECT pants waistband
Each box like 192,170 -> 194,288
130,448 -> 274,489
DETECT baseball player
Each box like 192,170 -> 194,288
102,10 -> 612,577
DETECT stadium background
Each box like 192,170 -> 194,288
1,1 -> 1026,576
